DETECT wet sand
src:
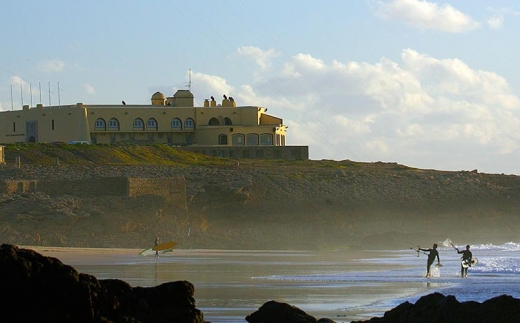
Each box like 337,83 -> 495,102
24,246 -> 429,322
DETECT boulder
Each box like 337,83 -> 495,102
0,244 -> 206,323
245,300 -> 324,323
352,292 -> 520,323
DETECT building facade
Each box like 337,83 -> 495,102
0,90 -> 308,160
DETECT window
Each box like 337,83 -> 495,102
171,118 -> 182,130
209,117 -> 219,126
133,118 -> 144,130
218,134 -> 228,145
224,117 -> 232,125
246,133 -> 259,146
232,133 -> 245,146
185,118 -> 195,129
260,133 -> 273,146
108,118 -> 119,131
95,118 -> 106,131
147,118 -> 158,131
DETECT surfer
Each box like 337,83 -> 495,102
418,244 -> 441,278
154,237 -> 160,258
454,244 -> 473,278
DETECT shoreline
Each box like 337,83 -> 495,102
21,245 -> 430,322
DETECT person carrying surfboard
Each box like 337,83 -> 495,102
454,244 -> 473,278
418,244 -> 441,278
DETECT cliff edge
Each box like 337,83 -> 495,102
1,144 -> 519,250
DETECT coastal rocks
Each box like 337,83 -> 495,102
245,300 -> 333,323
352,292 -> 520,323
0,244 -> 206,323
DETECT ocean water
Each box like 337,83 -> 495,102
53,241 -> 520,323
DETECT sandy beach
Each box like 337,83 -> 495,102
20,245 -> 432,322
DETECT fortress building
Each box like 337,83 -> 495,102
0,90 -> 308,160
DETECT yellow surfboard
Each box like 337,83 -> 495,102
152,241 -> 177,251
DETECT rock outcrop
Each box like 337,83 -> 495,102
0,244 -> 206,323
351,292 -> 520,323
247,293 -> 520,323
246,300 -> 334,323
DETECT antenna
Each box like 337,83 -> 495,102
39,82 -> 42,104
20,84 -> 23,107
48,82 -> 51,107
58,82 -> 61,108
30,83 -> 33,107
10,85 -> 13,111
187,69 -> 192,91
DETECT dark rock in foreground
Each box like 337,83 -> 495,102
351,292 -> 520,323
0,244 -> 206,323
246,300 -> 337,323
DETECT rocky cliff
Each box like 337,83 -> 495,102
1,144 -> 519,250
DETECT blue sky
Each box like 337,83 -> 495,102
2,0 -> 520,174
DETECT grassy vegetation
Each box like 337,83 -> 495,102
3,143 -> 417,172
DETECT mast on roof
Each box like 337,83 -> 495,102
188,69 -> 192,91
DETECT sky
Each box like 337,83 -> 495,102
2,1 -> 520,175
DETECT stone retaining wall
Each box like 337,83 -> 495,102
0,176 -> 187,205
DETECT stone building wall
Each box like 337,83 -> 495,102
0,176 -> 187,205
179,145 -> 309,160
0,180 -> 38,194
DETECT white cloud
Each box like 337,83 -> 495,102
485,7 -> 520,29
37,60 -> 65,72
193,72 -> 234,98
9,76 -> 27,86
376,0 -> 480,33
237,46 -> 280,71
225,47 -> 520,173
85,84 -> 95,95
487,15 -> 503,29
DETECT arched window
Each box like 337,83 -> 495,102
232,133 -> 245,146
108,118 -> 119,131
185,118 -> 195,129
246,133 -> 259,145
95,118 -> 106,131
218,134 -> 228,145
147,118 -> 158,131
209,117 -> 219,126
260,133 -> 273,145
224,117 -> 232,125
133,118 -> 144,131
171,118 -> 182,130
